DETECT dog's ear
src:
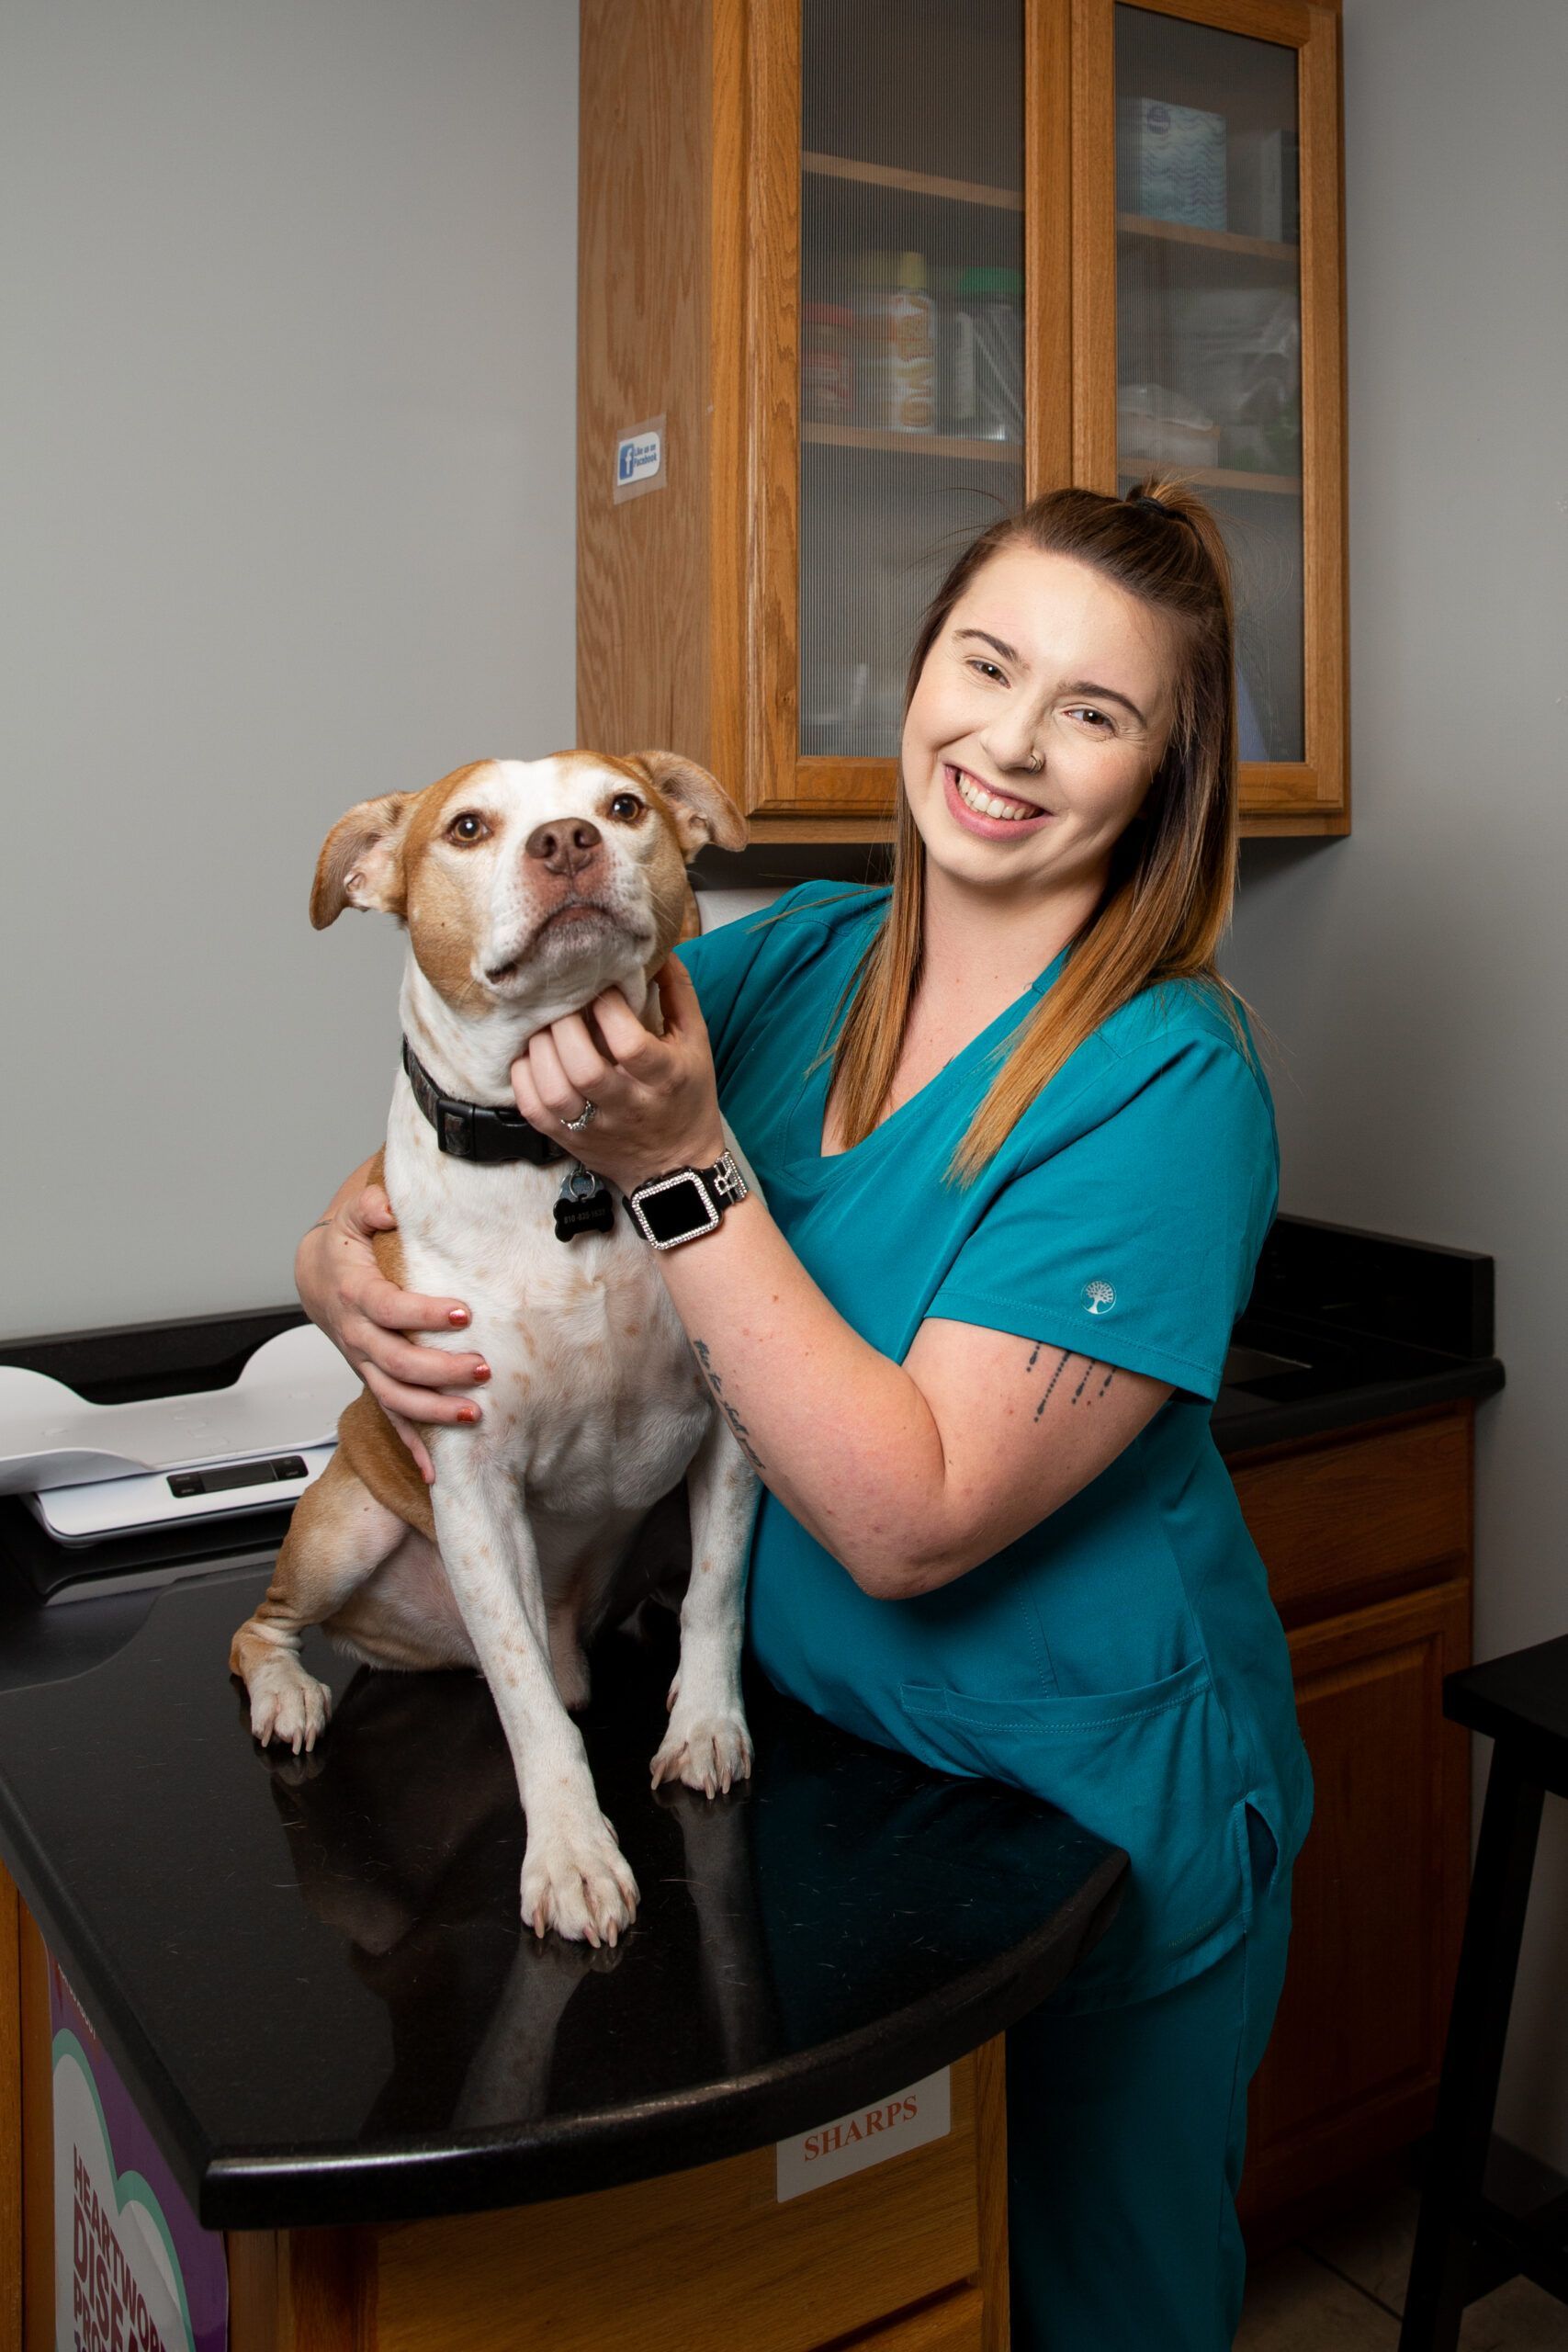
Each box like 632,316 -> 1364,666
310,793 -> 420,929
626,752 -> 748,859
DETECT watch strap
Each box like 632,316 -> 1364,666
626,1151 -> 749,1249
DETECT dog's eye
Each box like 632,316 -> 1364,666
446,812 -> 490,844
608,793 -> 644,822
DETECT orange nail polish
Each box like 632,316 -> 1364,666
472,1361 -> 491,1383
448,1307 -> 470,1328
458,1403 -> 481,1424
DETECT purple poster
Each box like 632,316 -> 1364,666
48,1951 -> 228,2352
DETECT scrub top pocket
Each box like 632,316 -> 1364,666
899,1656 -> 1253,2004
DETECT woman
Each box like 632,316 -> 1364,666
298,477 -> 1314,2349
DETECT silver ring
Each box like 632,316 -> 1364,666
560,1098 -> 598,1132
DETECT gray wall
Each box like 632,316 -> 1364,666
1225,0 -> 1568,2173
1,0 -> 580,1337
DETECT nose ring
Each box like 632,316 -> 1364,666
1027,748 -> 1043,773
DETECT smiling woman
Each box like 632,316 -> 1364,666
817,476 -> 1252,1190
297,478 -> 1312,2352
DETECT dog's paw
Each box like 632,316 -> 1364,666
650,1710 -> 753,1799
247,1662 -> 333,1756
521,1815 -> 639,1949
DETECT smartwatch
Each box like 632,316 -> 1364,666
626,1151 -> 749,1250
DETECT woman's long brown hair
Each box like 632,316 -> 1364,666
776,475 -> 1269,1185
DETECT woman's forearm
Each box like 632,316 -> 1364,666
647,1187 -> 951,1596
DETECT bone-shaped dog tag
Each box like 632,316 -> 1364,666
554,1162 -> 615,1242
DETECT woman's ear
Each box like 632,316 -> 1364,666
626,751 -> 748,858
310,793 -> 420,928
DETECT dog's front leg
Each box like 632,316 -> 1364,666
650,1411 -> 759,1797
429,1447 -> 638,1946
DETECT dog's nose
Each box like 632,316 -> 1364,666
525,817 -> 603,879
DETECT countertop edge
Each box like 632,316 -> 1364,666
196,1842 -> 1128,2229
1213,1354 -> 1505,1457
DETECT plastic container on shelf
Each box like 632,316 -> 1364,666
886,251 -> 937,434
1116,382 -> 1221,468
946,266 -> 1024,443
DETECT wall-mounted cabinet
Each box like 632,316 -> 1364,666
579,0 -> 1346,842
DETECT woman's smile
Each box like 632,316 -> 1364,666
942,761 -> 1056,838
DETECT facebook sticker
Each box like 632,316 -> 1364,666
613,417 -> 665,502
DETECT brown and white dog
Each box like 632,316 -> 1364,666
229,752 -> 760,1946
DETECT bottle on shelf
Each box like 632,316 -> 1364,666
887,251 -> 936,434
946,266 -> 1024,444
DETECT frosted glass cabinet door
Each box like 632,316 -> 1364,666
1074,0 -> 1346,820
1116,5 -> 1303,761
798,0 -> 1027,763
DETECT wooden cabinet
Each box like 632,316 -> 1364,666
1229,1403 -> 1476,2234
578,0 -> 1347,841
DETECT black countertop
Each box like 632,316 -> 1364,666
0,1565 -> 1125,2231
1211,1212 -> 1504,1449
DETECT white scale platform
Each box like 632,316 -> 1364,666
0,1323 -> 358,1545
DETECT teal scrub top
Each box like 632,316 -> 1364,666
675,882 -> 1314,2010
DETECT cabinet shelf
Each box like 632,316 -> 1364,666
804,151 -> 1023,212
1119,461 -> 1302,496
1117,210 -> 1299,264
806,423 -> 1022,466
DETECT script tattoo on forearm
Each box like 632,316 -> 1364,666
1025,1341 -> 1116,1421
691,1338 -> 766,1474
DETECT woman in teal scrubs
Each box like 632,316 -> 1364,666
300,479 -> 1313,2348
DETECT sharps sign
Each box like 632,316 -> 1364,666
774,2067 -> 952,2201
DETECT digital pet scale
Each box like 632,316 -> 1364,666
0,1317 -> 358,1603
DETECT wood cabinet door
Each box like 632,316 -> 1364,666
1238,1575 -> 1472,2220
1071,0 -> 1347,830
743,0 -> 1074,829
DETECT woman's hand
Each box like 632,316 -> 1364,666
511,956 -> 726,1193
296,1160 -> 489,1484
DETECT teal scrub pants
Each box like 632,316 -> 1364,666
1006,1809 -> 1292,2350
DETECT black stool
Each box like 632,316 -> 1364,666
1400,1632 -> 1568,2348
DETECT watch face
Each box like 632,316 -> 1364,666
633,1171 -> 718,1248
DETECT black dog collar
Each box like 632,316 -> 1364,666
400,1037 -> 567,1167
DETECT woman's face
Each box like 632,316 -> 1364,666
900,542 -> 1178,914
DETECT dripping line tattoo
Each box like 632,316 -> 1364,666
1026,1342 -> 1116,1421
692,1338 -> 766,1474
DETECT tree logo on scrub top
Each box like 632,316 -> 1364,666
1081,1280 -> 1117,1315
